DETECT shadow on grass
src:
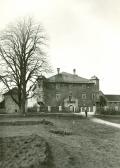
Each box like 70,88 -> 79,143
0,119 -> 54,126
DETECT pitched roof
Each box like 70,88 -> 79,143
105,95 -> 120,102
47,72 -> 92,83
4,87 -> 18,95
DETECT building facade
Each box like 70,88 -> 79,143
35,69 -> 100,112
104,95 -> 120,111
0,88 -> 19,114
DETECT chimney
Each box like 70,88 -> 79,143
73,69 -> 76,75
57,68 -> 60,74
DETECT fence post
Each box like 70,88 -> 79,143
37,105 -> 40,112
48,106 -> 51,112
93,106 -> 96,114
59,106 -> 62,112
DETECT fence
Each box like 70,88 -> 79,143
27,105 -> 96,114
0,108 -> 6,114
96,107 -> 120,115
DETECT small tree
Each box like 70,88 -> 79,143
0,17 -> 51,114
99,95 -> 107,107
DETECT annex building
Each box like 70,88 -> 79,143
104,95 -> 120,111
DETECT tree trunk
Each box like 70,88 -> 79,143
22,99 -> 26,115
21,59 -> 27,115
22,87 -> 26,115
19,83 -> 26,115
19,99 -> 26,115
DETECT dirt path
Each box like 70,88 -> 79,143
91,117 -> 120,128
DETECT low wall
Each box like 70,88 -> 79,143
0,108 -> 6,114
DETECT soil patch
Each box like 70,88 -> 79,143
0,134 -> 54,168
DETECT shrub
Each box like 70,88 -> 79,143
49,129 -> 72,136
27,105 -> 37,113
40,119 -> 54,126
96,107 -> 120,115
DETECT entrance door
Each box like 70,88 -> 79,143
69,105 -> 74,112
64,97 -> 78,112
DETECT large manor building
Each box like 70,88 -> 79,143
34,68 -> 100,112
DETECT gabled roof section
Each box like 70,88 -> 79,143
105,95 -> 120,102
3,87 -> 18,96
47,72 -> 92,83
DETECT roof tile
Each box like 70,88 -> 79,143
47,72 -> 91,83
105,95 -> 120,102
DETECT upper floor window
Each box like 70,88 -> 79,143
92,93 -> 96,100
56,93 -> 61,101
69,84 -> 72,90
87,84 -> 90,88
56,83 -> 60,90
82,93 -> 86,99
68,95 -> 72,102
82,84 -> 86,89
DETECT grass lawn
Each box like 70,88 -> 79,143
0,116 -> 120,168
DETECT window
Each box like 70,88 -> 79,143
82,84 -> 86,89
69,91 -> 72,96
56,84 -> 60,90
69,95 -> 72,102
56,94 -> 61,101
87,84 -> 90,88
82,93 -> 86,99
115,106 -> 119,111
69,84 -> 72,90
92,93 -> 96,100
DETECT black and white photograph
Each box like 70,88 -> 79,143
0,0 -> 120,167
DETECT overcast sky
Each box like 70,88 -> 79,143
0,0 -> 120,94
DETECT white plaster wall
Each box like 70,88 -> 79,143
5,95 -> 19,113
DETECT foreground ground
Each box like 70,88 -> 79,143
0,115 -> 120,168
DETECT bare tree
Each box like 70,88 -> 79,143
0,17 -> 51,114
